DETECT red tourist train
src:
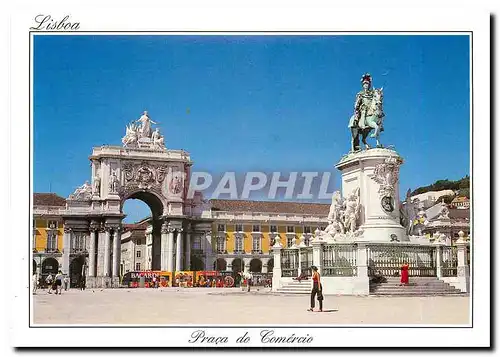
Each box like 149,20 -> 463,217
121,270 -> 272,288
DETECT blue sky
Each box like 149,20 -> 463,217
33,35 -> 471,222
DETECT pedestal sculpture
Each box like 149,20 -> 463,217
335,148 -> 407,242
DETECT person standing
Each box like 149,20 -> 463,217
308,266 -> 323,312
32,273 -> 39,294
64,275 -> 70,291
55,271 -> 64,295
400,263 -> 409,286
46,274 -> 54,294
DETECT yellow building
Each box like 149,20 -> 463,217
33,193 -> 66,278
209,199 -> 329,274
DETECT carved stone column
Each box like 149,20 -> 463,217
176,228 -> 184,271
88,223 -> 98,277
104,226 -> 112,277
167,226 -> 175,272
160,222 -> 169,271
62,227 -> 71,275
112,227 -> 122,278
204,231 -> 212,270
185,225 -> 191,271
96,226 -> 106,277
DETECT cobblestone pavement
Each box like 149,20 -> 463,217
32,287 -> 470,325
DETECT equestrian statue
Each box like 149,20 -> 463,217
348,73 -> 385,152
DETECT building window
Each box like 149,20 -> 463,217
136,251 -> 141,258
71,232 -> 85,252
193,235 -> 202,250
304,236 -> 311,246
47,220 -> 58,229
252,224 -> 260,232
287,226 -> 295,233
46,232 -> 57,252
270,225 -> 277,233
135,263 -> 141,271
235,235 -> 244,253
217,236 -> 225,253
304,226 -> 311,234
252,236 -> 261,253
287,236 -> 294,248
235,224 -> 243,232
217,224 -> 225,232
319,226 -> 326,231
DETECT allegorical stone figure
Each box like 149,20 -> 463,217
109,172 -> 119,193
135,111 -> 157,139
92,175 -> 101,196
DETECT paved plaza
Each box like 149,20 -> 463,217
32,288 -> 470,325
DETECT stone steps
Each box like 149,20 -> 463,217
275,277 -> 464,296
370,277 -> 463,296
275,281 -> 312,294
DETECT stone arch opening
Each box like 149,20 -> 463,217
250,258 -> 262,273
232,258 -> 243,273
122,191 -> 166,271
122,190 -> 165,219
214,258 -> 227,271
42,257 -> 59,276
190,256 -> 204,271
70,255 -> 85,288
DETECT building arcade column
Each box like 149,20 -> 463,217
160,222 -> 169,271
88,223 -> 98,277
175,228 -> 184,271
167,226 -> 175,272
185,225 -> 191,271
204,231 -> 212,270
96,227 -> 105,277
103,226 -> 112,277
112,227 -> 121,278
62,227 -> 71,275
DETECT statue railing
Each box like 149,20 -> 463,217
280,249 -> 299,277
322,243 -> 357,277
441,246 -> 458,277
299,246 -> 313,277
366,244 -> 437,277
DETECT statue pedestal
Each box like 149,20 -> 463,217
335,148 -> 407,242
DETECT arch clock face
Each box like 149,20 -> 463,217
381,196 -> 395,213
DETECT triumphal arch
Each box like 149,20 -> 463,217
62,111 -> 212,288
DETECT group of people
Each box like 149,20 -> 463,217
32,271 -> 87,294
32,271 -> 65,295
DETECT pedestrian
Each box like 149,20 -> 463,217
64,275 -> 70,291
32,273 -> 38,294
308,266 -> 323,312
80,276 -> 86,291
55,270 -> 64,295
247,273 -> 253,292
46,274 -> 54,294
400,262 -> 409,286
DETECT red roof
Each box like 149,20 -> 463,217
209,199 -> 330,215
33,193 -> 66,207
123,219 -> 151,232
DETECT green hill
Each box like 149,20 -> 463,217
411,175 -> 470,199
